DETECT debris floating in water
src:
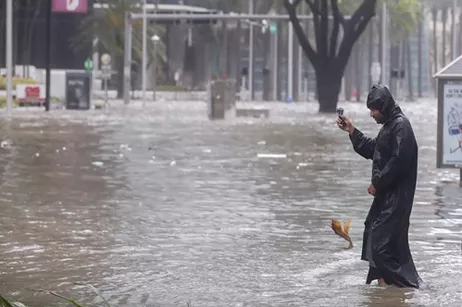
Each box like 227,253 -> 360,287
92,161 -> 104,167
331,218 -> 354,249
257,153 -> 287,159
35,153 -> 40,157
170,161 -> 176,166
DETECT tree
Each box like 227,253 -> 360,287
71,0 -> 166,98
284,0 -> 378,113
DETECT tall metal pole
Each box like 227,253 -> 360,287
92,37 -> 99,99
142,0 -> 147,106
6,0 -> 13,115
45,0 -> 52,111
380,2 -> 387,84
272,25 -> 278,101
123,13 -> 133,105
288,0 -> 294,101
153,0 -> 159,102
249,0 -> 254,101
297,0 -> 305,101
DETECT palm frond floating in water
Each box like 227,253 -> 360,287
331,218 -> 353,249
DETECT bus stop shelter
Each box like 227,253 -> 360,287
434,54 -> 462,187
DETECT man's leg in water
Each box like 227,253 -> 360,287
366,267 -> 389,286
378,278 -> 388,286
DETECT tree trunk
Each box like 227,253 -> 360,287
0,17 -> 4,68
433,9 -> 438,74
389,44 -> 399,97
406,38 -> 413,100
284,0 -> 376,112
235,20 -> 242,92
26,1 -> 42,77
433,8 -> 439,96
451,4 -> 456,60
317,70 -> 343,113
317,61 -> 345,112
116,55 -> 124,98
459,11 -> 462,57
22,5 -> 31,77
344,56 -> 353,101
417,20 -> 422,97
263,31 -> 271,101
356,36 -> 365,102
378,12 -> 383,83
398,40 -> 404,100
276,21 -> 284,101
13,7 -> 19,75
368,23 -> 374,89
220,20 -> 228,78
292,32 -> 299,101
442,8 -> 447,68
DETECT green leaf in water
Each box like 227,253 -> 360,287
0,295 -> 15,307
32,289 -> 86,307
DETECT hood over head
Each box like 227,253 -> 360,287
366,83 -> 402,123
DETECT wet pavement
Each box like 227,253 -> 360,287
0,99 -> 461,307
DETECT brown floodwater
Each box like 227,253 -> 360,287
0,99 -> 461,307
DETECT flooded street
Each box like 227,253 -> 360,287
0,99 -> 461,307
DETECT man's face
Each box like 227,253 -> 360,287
369,108 -> 384,124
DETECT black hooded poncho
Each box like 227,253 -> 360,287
348,84 -> 422,288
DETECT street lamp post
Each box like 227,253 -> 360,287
151,34 -> 160,101
6,0 -> 13,114
142,0 -> 148,107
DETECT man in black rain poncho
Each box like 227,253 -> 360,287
337,84 -> 423,288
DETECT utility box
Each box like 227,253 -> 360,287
207,79 -> 236,120
65,72 -> 91,110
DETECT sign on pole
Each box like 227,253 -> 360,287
52,0 -> 88,13
441,82 -> 462,166
270,23 -> 277,34
100,53 -> 112,108
84,58 -> 93,72
100,53 -> 112,80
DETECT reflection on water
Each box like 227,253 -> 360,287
0,99 -> 461,306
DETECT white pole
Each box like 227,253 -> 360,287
380,2 -> 387,84
298,0 -> 306,101
452,0 -> 457,59
6,0 -> 13,115
249,0 -> 254,101
272,28 -> 278,101
142,0 -> 147,106
153,40 -> 157,101
288,0 -> 294,101
92,36 -> 99,99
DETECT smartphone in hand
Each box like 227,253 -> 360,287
337,108 -> 346,126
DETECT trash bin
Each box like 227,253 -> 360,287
65,72 -> 91,110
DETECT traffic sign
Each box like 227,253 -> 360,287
101,53 -> 111,66
101,64 -> 112,80
84,58 -> 93,72
270,23 -> 278,34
